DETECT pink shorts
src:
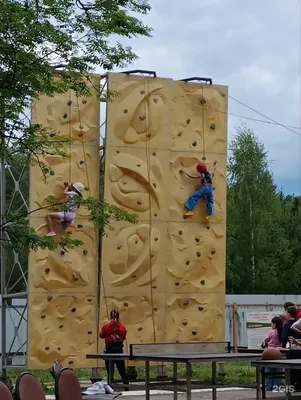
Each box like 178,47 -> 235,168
58,212 -> 75,223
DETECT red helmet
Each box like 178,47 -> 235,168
196,163 -> 207,173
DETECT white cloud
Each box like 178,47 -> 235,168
107,0 -> 301,194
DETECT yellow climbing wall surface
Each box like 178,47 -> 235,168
100,73 -> 228,346
27,77 -> 100,369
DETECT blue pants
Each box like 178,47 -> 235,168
265,367 -> 281,391
184,185 -> 214,215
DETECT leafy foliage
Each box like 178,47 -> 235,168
0,0 -> 151,291
226,126 -> 298,294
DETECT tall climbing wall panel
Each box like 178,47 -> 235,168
100,72 -> 228,345
27,77 -> 100,369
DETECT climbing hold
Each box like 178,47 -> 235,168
72,273 -> 79,281
77,224 -> 83,228
41,314 -> 46,319
116,150 -> 120,153
50,133 -> 55,138
192,330 -> 198,336
139,115 -> 145,121
137,200 -> 142,205
135,240 -> 138,244
124,302 -> 129,307
200,280 -> 205,285
136,164 -> 141,167
183,301 -> 189,306
152,285 -> 156,289
140,90 -> 145,94
68,361 -> 74,365
153,183 -> 157,188
45,346 -> 50,351
153,307 -> 158,311
47,295 -> 53,302
183,215 -> 188,219
124,109 -> 128,113
206,226 -> 210,230
71,307 -> 76,313
154,213 -> 158,217
200,98 -> 206,105
154,237 -> 158,242
153,98 -> 158,103
195,237 -> 200,243
59,325 -> 63,329
196,252 -> 201,257
182,321 -> 188,326
87,298 -> 92,302
192,141 -> 197,147
202,156 -> 206,161
122,181 -> 127,185
60,250 -> 65,255
179,230 -> 183,235
178,131 -> 183,137
186,260 -> 190,265
138,327 -> 143,331
67,100 -> 72,106
83,249 -> 88,255
132,274 -> 136,278
50,170 -> 55,176
211,250 -> 216,255
198,306 -> 204,311
45,268 -> 50,274
147,133 -> 151,138
117,245 -> 122,250
57,347 -> 61,351
175,282 -> 180,286
82,99 -> 87,104
67,231 -> 72,235
78,132 -> 83,137
187,119 -> 191,124
153,152 -> 156,156
63,113 -> 68,119
210,123 -> 216,130
80,160 -> 84,165
88,330 -> 92,335
79,125 -> 83,130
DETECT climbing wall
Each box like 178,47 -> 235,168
27,77 -> 100,369
100,72 -> 228,345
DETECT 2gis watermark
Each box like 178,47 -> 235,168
272,385 -> 295,393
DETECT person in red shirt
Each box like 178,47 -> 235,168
99,309 -> 129,387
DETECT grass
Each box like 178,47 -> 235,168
2,361 -> 257,394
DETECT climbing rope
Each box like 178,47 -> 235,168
143,76 -> 157,344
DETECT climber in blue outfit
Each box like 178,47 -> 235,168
180,161 -> 217,217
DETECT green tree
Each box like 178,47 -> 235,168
226,126 -> 292,294
0,0 -> 152,252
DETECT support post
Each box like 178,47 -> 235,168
232,302 -> 238,352
0,160 -> 7,377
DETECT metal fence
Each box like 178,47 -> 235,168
2,294 -> 301,367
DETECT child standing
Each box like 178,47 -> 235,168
264,316 -> 283,391
46,181 -> 84,237
180,161 -> 217,217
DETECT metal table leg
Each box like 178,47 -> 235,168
186,362 -> 192,400
285,368 -> 292,400
108,360 -> 113,386
212,361 -> 217,400
256,367 -> 261,400
173,362 -> 178,400
145,361 -> 150,400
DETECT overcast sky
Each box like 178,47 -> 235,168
104,0 -> 301,195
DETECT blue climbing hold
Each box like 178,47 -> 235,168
50,170 -> 55,176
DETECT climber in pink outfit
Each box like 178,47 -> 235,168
46,181 -> 84,237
